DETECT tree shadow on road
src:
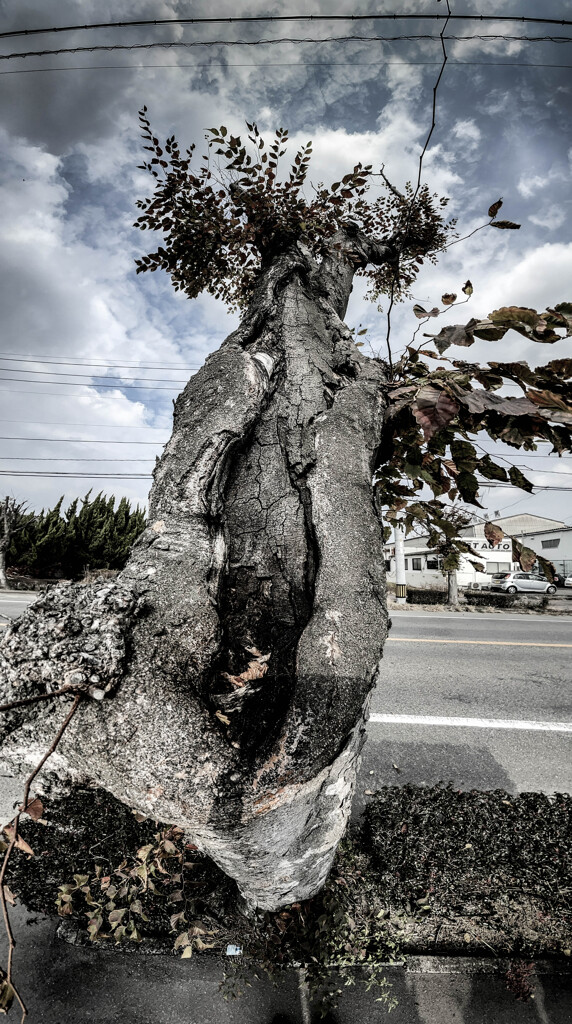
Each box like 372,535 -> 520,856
354,738 -> 515,819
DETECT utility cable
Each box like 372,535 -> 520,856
2,33 -> 572,62
0,367 -> 190,384
0,389 -> 171,398
2,14 -> 571,42
0,436 -> 164,444
0,354 -> 199,370
3,60 -> 572,75
476,481 -> 572,491
0,419 -> 168,428
0,457 -> 155,462
0,470 -> 151,479
0,381 -> 183,392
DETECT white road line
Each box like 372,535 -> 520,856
388,637 -> 572,647
370,713 -> 572,733
390,612 -> 572,622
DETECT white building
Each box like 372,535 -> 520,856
384,514 -> 565,590
517,525 -> 572,577
458,514 -> 566,573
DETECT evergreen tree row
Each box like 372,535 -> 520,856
8,492 -> 147,580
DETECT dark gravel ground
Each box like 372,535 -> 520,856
2,781 -> 571,966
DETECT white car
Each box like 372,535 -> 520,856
565,575 -> 572,588
490,572 -> 557,595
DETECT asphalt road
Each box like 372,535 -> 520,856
354,610 -> 572,813
1,596 -> 572,1022
0,588 -> 39,621
1,594 -> 571,798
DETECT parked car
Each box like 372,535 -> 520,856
551,572 -> 566,588
490,572 -> 557,595
565,575 -> 572,588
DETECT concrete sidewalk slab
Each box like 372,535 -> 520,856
1,906 -> 571,1023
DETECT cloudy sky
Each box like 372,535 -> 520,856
1,0 -> 571,527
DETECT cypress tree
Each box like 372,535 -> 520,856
7,492 -> 147,579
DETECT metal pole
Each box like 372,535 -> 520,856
394,521 -> 407,605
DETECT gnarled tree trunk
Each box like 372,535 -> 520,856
0,232 -> 392,910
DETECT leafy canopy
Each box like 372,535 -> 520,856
134,108 -> 454,310
134,113 -> 572,580
377,303 -> 572,577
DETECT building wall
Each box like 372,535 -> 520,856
388,518 -> 572,586
518,528 -> 572,575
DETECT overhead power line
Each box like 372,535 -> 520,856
0,368 -> 190,384
0,419 -> 168,428
0,353 -> 199,370
0,419 -> 167,428
4,459 -> 570,479
4,60 -> 572,76
0,457 -> 155,462
0,471 -> 151,479
2,14 -> 571,42
478,481 -> 572,491
3,34 -> 572,63
0,380 -> 184,392
0,436 -> 164,445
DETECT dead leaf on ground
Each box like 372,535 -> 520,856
22,797 -> 44,822
2,885 -> 16,907
2,825 -> 34,857
0,968 -> 15,1014
222,646 -> 271,688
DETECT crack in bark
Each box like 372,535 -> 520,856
1,231 -> 397,910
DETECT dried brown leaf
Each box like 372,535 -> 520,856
490,220 -> 520,230
488,198 -> 503,219
23,797 -> 44,822
484,522 -> 505,547
411,386 -> 459,440
222,648 -> 271,688
0,969 -> 15,1014
508,466 -> 534,493
2,885 -> 16,907
413,304 -> 440,319
424,323 -> 474,353
2,825 -> 34,857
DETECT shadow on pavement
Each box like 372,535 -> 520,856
353,738 -> 515,819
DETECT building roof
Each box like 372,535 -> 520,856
458,514 -> 564,538
399,513 -> 565,549
517,525 -> 572,538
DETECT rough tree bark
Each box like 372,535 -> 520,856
447,570 -> 458,606
0,230 -> 394,910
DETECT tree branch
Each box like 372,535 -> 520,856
414,0 -> 451,197
0,683 -> 79,714
0,694 -> 82,1021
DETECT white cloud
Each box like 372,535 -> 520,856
450,24 -> 527,61
529,206 -> 567,231
451,119 -> 481,154
1,0 -> 571,522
